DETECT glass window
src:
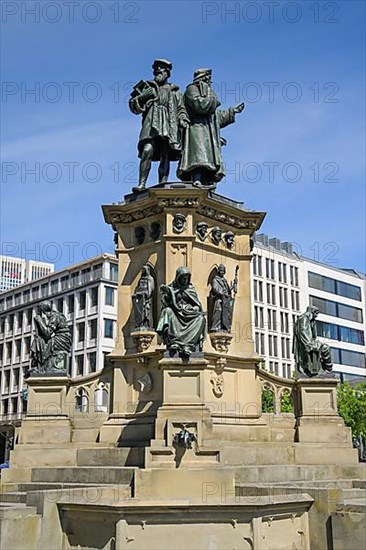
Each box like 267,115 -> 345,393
14,340 -> 21,359
51,280 -> 59,294
89,318 -> 98,340
316,320 -> 338,340
57,298 -> 63,313
41,283 -> 49,297
79,291 -> 86,311
8,314 -> 14,332
104,319 -> 115,339
308,271 -> 361,301
336,281 -> 361,301
308,272 -> 336,293
61,275 -> 69,290
330,347 -> 365,368
310,295 -> 363,323
105,287 -> 115,306
26,309 -> 32,325
310,295 -> 337,317
257,256 -> 262,277
91,287 -> 98,307
88,352 -> 97,373
17,311 -> 23,330
68,295 -> 75,314
76,355 -> 84,376
339,326 -> 364,345
109,263 -> 118,282
337,303 -> 363,323
77,322 -> 85,342
24,336 -> 31,356
32,286 -> 39,299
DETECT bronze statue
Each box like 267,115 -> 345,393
177,68 -> 245,187
132,265 -> 155,330
30,300 -> 72,374
157,267 -> 206,356
129,59 -> 189,192
293,306 -> 333,377
209,264 -> 238,332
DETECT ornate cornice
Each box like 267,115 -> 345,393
103,187 -> 265,231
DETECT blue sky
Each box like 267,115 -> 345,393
1,0 -> 365,271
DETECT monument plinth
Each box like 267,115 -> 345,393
100,184 -> 267,450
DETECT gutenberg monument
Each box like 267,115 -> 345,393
1,59 -> 362,550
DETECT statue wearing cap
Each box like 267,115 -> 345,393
177,68 -> 245,188
129,59 -> 189,192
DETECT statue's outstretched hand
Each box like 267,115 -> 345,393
234,102 -> 245,114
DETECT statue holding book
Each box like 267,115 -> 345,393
129,59 -> 189,192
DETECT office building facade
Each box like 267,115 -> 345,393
252,234 -> 365,380
0,254 -> 118,460
0,255 -> 54,292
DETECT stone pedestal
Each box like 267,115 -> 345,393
100,184 -> 267,454
294,376 -> 352,445
18,375 -> 72,444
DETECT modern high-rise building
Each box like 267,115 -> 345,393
0,255 -> 54,292
252,234 -> 366,381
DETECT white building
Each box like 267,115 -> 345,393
252,234 -> 366,381
0,254 -> 118,459
0,255 -> 54,292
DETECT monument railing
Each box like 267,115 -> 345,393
257,367 -> 295,416
67,368 -> 112,420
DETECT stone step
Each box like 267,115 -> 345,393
234,464 -> 365,484
353,479 -> 366,489
0,492 -> 27,504
9,447 -> 78,468
341,488 -> 366,500
0,504 -> 41,550
218,443 -> 358,466
30,466 -> 136,485
71,428 -> 100,443
0,504 -> 39,518
0,481 -> 123,497
237,478 -> 356,489
77,447 -> 145,467
337,499 -> 366,513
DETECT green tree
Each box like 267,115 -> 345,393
280,390 -> 294,413
337,382 -> 366,438
261,386 -> 274,413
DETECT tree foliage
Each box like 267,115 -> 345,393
280,390 -> 294,413
261,387 -> 274,413
337,382 -> 366,438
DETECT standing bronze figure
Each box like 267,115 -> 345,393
132,265 -> 155,330
209,264 -> 238,332
30,300 -> 72,374
177,68 -> 245,187
293,306 -> 333,377
129,59 -> 189,192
